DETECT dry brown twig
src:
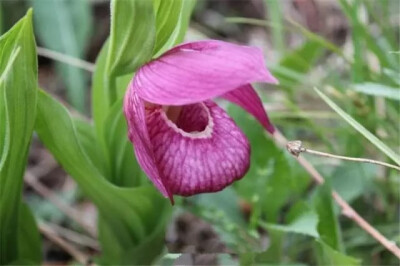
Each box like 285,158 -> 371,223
286,140 -> 400,171
45,222 -> 100,250
25,169 -> 99,262
37,47 -> 95,72
24,171 -> 97,238
273,130 -> 400,259
39,222 -> 94,265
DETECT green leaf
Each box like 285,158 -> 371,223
153,0 -> 183,54
0,3 -> 3,34
35,90 -> 107,198
260,210 -> 319,238
258,198 -> 360,264
73,117 -> 106,175
273,40 -> 323,88
0,10 -> 37,264
313,182 -> 343,251
17,203 -> 42,264
155,253 -> 183,266
331,162 -> 375,203
286,17 -> 349,62
256,202 -> 316,263
315,240 -> 361,266
35,90 -> 171,264
0,45 -> 19,87
352,83 -> 400,101
103,98 -> 143,186
153,0 -> 195,56
115,73 -> 134,101
92,42 -> 134,167
91,41 -> 111,140
30,0 -> 92,112
315,87 -> 400,165
166,0 -> 195,46
190,188 -> 246,226
98,191 -> 170,265
106,0 -> 155,77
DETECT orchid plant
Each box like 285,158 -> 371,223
124,40 -> 278,201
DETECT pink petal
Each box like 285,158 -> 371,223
222,84 -> 275,134
123,87 -> 172,200
134,40 -> 278,105
146,100 -> 250,196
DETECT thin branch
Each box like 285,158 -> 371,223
46,222 -> 100,250
24,171 -> 97,238
286,140 -> 400,171
37,47 -> 95,72
272,130 -> 400,259
39,222 -> 93,265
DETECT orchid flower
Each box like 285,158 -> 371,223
124,40 -> 278,202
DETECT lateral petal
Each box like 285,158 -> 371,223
222,84 -> 275,134
135,40 -> 278,105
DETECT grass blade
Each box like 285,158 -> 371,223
314,87 -> 400,165
0,10 -> 38,264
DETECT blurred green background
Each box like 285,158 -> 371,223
1,0 -> 399,265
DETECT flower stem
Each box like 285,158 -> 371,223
286,140 -> 400,171
272,130 -> 400,259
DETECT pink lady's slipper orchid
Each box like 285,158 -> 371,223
124,40 -> 278,202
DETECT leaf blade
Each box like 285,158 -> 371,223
35,90 -> 171,264
0,9 -> 38,264
17,203 -> 42,264
106,0 -> 155,77
313,182 -> 343,251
